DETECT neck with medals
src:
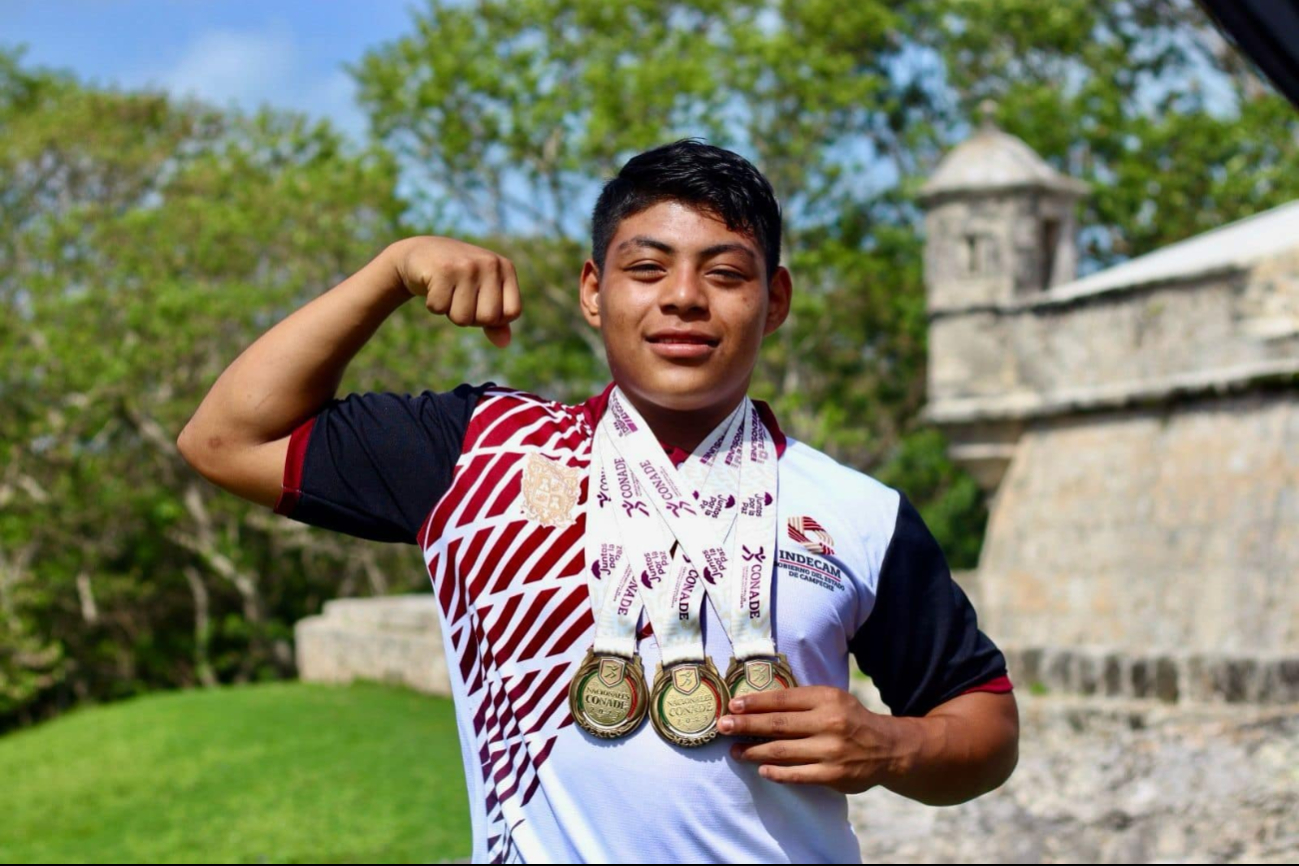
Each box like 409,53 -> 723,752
567,387 -> 797,747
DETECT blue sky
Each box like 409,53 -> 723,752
2,0 -> 421,137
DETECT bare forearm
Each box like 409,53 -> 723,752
883,691 -> 1019,806
177,235 -> 521,507
180,244 -> 410,452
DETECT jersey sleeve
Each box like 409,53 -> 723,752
849,494 -> 1011,717
273,383 -> 489,544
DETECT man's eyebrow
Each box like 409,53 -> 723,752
616,236 -> 674,254
614,237 -> 758,261
700,242 -> 757,261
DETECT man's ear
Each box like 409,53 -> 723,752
764,265 -> 792,336
579,260 -> 602,328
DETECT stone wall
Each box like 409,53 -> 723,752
928,261 -> 1299,419
848,683 -> 1299,864
975,393 -> 1299,655
1001,646 -> 1299,705
295,595 -> 451,696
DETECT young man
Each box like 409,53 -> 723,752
179,141 -> 1017,864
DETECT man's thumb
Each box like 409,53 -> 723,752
483,323 -> 512,348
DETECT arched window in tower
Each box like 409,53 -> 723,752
1041,218 -> 1062,289
963,234 -> 980,276
960,232 -> 998,279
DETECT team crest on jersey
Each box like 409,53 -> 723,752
787,516 -> 835,556
521,453 -> 581,527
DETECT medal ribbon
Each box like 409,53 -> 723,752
583,424 -> 643,658
591,389 -> 779,665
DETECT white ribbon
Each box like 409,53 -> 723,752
585,388 -> 779,666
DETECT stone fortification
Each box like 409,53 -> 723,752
921,116 -> 1299,666
849,682 -> 1299,864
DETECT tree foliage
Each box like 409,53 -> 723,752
0,48 -> 414,725
6,0 -> 1299,724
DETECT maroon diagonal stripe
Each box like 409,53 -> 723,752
515,587 -> 587,663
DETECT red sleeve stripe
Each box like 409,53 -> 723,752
959,675 -> 1014,697
273,416 -> 316,516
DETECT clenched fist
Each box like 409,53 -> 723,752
391,236 -> 522,347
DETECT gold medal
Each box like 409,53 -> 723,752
724,653 -> 798,701
648,658 -> 727,747
568,649 -> 648,739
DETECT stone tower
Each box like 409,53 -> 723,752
919,105 -> 1088,310
918,108 -> 1087,491
919,114 -> 1299,705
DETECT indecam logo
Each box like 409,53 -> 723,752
787,516 -> 835,556
638,460 -> 679,502
777,548 -> 845,593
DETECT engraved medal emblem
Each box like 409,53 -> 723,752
725,653 -> 798,700
672,666 -> 699,694
746,660 -> 773,690
568,649 -> 648,739
522,453 -> 581,528
599,657 -> 624,688
650,660 -> 726,748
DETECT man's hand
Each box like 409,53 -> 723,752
720,686 -> 1019,804
392,236 -> 522,347
719,686 -> 916,794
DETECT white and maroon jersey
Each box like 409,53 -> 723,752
277,384 -> 1011,864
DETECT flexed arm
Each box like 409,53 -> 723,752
177,237 -> 521,507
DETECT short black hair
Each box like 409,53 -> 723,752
591,139 -> 782,279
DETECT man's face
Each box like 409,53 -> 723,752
579,200 -> 791,417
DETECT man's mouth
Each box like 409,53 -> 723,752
646,331 -> 719,347
646,330 -> 719,359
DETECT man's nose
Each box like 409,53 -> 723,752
661,270 -> 708,314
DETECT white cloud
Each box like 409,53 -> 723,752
158,26 -> 299,110
302,68 -> 368,138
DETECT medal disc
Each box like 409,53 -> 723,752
648,659 -> 727,747
568,649 -> 648,739
724,653 -> 798,701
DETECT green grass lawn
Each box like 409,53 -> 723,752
0,682 -> 471,864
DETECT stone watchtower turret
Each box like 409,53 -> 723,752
919,103 -> 1087,311
918,105 -> 1087,491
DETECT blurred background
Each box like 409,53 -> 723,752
2,1 -> 1297,862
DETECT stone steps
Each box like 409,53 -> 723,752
1003,645 -> 1299,705
294,594 -> 451,696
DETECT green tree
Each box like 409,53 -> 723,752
354,0 -> 1299,573
929,0 -> 1299,268
353,0 -> 977,552
0,48 -> 424,724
